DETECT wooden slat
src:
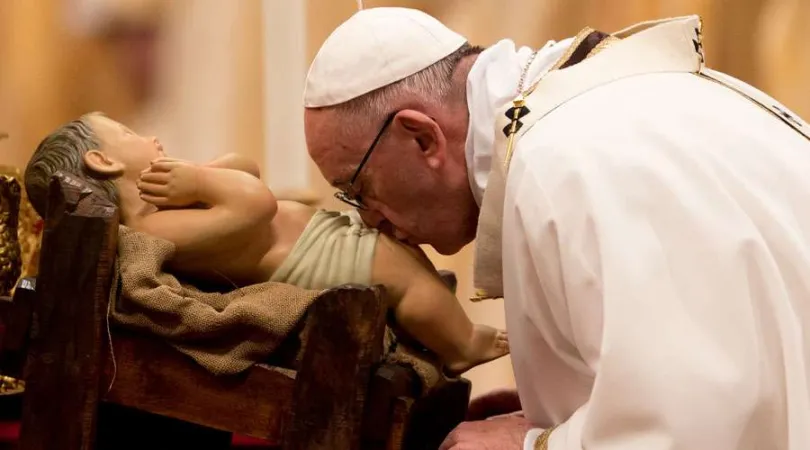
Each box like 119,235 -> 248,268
386,397 -> 414,450
102,329 -> 295,442
282,285 -> 388,450
18,171 -> 118,450
362,364 -> 417,449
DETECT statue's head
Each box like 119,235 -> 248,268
24,112 -> 164,219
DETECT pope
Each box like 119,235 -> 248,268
303,6 -> 810,450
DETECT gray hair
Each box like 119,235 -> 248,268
334,42 -> 484,120
24,115 -> 118,218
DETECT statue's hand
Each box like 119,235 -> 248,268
138,157 -> 201,207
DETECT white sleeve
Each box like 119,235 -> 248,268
508,139 -> 775,449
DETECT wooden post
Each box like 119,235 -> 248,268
362,364 -> 417,450
18,172 -> 118,450
282,284 -> 388,450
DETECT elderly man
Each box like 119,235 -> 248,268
303,6 -> 810,450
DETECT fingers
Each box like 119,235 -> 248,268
438,431 -> 459,450
138,181 -> 169,197
485,410 -> 525,421
438,423 -> 484,450
139,171 -> 170,184
147,160 -> 183,173
151,156 -> 185,164
139,193 -> 169,207
138,165 -> 174,202
466,389 -> 522,421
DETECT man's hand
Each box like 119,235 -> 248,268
439,415 -> 535,450
138,157 -> 201,207
467,389 -> 523,421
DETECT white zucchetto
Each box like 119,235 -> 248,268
303,7 -> 467,108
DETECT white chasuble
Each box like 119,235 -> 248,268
469,16 -> 810,449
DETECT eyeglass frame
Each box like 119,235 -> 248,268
333,111 -> 397,210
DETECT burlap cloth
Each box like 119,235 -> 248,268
110,225 -> 448,394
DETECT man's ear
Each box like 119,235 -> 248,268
83,149 -> 125,177
395,109 -> 446,170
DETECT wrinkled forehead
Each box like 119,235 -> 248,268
313,142 -> 363,188
305,109 -> 364,187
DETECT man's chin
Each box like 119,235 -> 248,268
430,240 -> 466,256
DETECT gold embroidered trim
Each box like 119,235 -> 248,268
470,288 -> 501,302
522,29 -> 620,100
587,35 -> 620,58
472,27 -> 622,302
549,27 -> 596,72
695,72 -> 809,140
534,425 -> 559,450
519,27 -> 595,100
504,29 -> 621,173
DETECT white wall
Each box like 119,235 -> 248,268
261,0 -> 309,192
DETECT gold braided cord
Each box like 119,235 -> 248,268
534,425 -> 559,450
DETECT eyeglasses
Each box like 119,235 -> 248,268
333,112 -> 397,210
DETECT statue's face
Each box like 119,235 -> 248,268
85,115 -> 165,181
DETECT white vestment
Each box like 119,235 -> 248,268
467,17 -> 810,449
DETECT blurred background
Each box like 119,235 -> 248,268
0,0 -> 808,398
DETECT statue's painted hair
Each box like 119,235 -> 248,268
24,114 -> 118,218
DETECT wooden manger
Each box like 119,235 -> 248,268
0,172 -> 470,450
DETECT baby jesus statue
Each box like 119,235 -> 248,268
23,112 -> 508,375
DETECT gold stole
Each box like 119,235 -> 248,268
471,27 -> 625,302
